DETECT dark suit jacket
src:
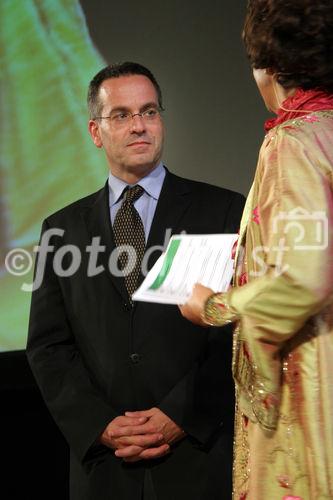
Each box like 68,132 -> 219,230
27,171 -> 245,500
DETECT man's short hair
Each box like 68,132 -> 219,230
87,62 -> 163,119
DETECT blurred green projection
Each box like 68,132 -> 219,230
0,0 -> 106,351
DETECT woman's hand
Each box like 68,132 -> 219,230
179,283 -> 214,326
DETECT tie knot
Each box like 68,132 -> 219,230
123,185 -> 144,205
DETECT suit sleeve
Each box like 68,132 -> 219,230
26,219 -> 117,464
159,192 -> 245,445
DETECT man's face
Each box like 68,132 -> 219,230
89,74 -> 164,182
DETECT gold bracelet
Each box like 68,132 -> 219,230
202,292 -> 238,326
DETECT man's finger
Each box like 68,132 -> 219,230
125,409 -> 153,418
123,444 -> 170,463
117,416 -> 148,426
114,445 -> 143,458
110,422 -> 158,438
116,433 -> 164,448
138,444 -> 170,460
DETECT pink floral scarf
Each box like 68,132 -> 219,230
264,88 -> 333,132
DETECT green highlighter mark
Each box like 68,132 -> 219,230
149,238 -> 181,290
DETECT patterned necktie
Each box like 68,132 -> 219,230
113,185 -> 145,302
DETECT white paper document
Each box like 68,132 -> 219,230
132,233 -> 238,305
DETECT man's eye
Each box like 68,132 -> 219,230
113,113 -> 129,121
144,108 -> 158,117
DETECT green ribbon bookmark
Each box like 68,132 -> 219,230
149,238 -> 181,290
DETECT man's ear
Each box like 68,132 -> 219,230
88,119 -> 103,148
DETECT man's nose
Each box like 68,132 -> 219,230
130,113 -> 146,133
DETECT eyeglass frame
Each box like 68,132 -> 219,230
93,105 -> 164,125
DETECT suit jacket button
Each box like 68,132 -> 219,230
130,353 -> 141,364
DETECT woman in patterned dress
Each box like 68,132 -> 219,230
180,1 -> 333,498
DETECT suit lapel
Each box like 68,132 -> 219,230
83,182 -> 128,302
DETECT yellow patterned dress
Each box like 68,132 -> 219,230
205,109 -> 333,499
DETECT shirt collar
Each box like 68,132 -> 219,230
108,162 -> 165,207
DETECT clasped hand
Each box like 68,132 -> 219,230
100,407 -> 185,462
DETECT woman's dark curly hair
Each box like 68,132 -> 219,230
243,0 -> 333,92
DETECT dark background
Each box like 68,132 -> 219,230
80,0 -> 269,194
2,1 -> 270,498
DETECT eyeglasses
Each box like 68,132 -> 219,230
94,107 -> 163,126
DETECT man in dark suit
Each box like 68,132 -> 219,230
27,62 -> 245,500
